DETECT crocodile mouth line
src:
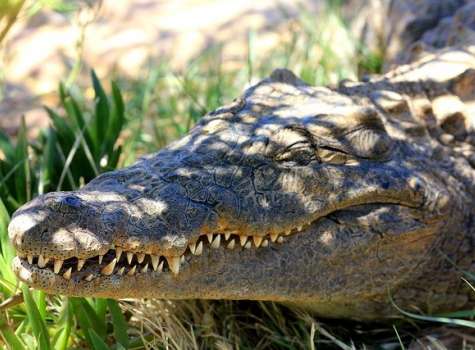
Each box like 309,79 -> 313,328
15,198 -> 422,284
16,227 -> 302,283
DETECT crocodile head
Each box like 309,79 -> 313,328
8,69 -> 457,318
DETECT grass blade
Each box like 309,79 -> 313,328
0,197 -> 14,261
0,314 -> 26,350
391,295 -> 475,328
14,117 -> 31,205
0,129 -> 15,161
38,129 -> 58,194
22,285 -> 51,350
63,96 -> 94,153
35,290 -> 47,320
70,298 -> 94,346
91,70 -> 110,158
88,329 -> 110,350
0,198 -> 17,292
55,125 -> 88,191
107,299 -> 129,349
107,80 -> 125,156
71,298 -> 106,338
53,299 -> 72,350
94,298 -> 107,331
392,325 -> 405,350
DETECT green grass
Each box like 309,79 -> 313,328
0,1 -> 473,349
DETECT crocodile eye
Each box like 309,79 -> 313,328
274,145 -> 316,166
305,109 -> 393,161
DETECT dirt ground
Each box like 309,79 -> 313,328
0,0 -> 385,137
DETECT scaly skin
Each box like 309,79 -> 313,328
7,0 -> 475,320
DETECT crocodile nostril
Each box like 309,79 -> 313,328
41,229 -> 49,238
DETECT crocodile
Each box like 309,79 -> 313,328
7,0 -> 475,320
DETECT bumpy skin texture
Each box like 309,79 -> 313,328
7,0 -> 475,320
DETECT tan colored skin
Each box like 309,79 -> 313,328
7,0 -> 475,320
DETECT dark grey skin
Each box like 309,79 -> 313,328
7,0 -> 475,320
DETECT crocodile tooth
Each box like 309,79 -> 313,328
151,255 -> 159,271
54,259 -> 63,274
116,247 -> 123,260
227,240 -> 235,249
167,256 -> 180,275
277,236 -> 284,243
38,255 -> 49,268
194,241 -> 203,256
253,236 -> 263,248
127,252 -> 133,264
117,267 -> 125,275
141,263 -> 149,273
225,233 -> 231,240
270,233 -> 278,242
239,236 -> 248,246
85,274 -> 94,281
244,241 -> 252,249
261,239 -> 269,247
63,267 -> 72,280
101,258 -> 116,275
98,255 -> 104,264
189,242 -> 196,254
211,235 -> 221,249
27,255 -> 33,264
297,226 -> 303,231
127,265 -> 136,276
206,233 -> 213,243
77,259 -> 86,271
158,261 -> 164,272
137,253 -> 145,264
285,229 -> 291,236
